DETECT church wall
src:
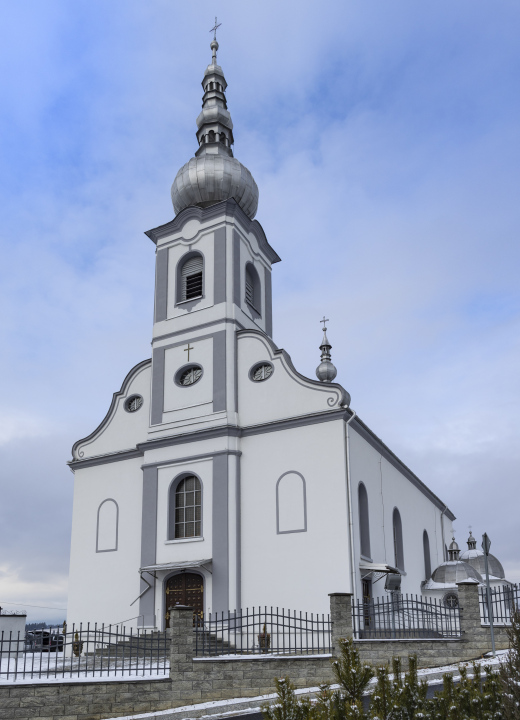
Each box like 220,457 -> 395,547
239,419 -> 350,616
348,429 -> 447,600
67,458 -> 143,627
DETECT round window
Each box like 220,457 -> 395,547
125,395 -> 143,412
444,592 -> 459,609
176,365 -> 203,387
250,362 -> 274,382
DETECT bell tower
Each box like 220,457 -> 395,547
145,39 -> 280,435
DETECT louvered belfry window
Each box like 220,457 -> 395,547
245,267 -> 255,306
175,475 -> 202,538
181,255 -> 203,301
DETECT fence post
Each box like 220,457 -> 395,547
169,605 -> 194,682
456,579 -> 482,658
329,593 -> 353,657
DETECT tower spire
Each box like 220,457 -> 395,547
316,317 -> 338,383
170,32 -> 259,219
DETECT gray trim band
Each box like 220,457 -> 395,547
233,230 -> 240,308
140,466 -> 158,626
264,266 -> 272,338
214,226 -> 226,305
145,199 -> 281,265
151,346 -> 166,425
212,453 -> 229,612
155,248 -> 168,323
141,449 -> 242,470
213,330 -> 226,412
153,317 -> 246,344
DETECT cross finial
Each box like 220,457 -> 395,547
210,16 -> 221,41
320,316 -> 329,330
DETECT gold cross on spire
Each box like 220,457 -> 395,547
209,16 -> 221,41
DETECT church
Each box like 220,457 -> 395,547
67,38 -> 458,630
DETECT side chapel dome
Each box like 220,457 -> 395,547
459,531 -> 505,580
171,40 -> 259,219
424,535 -> 483,589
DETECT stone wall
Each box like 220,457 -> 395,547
0,582 -> 511,720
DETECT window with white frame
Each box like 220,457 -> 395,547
169,475 -> 202,539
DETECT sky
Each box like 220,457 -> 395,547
0,0 -> 519,624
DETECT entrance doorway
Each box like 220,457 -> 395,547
165,572 -> 204,628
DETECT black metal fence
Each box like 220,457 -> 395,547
352,594 -> 461,639
479,584 -> 520,625
194,607 -> 331,657
0,623 -> 169,681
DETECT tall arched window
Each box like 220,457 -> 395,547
358,483 -> 371,559
392,508 -> 405,571
245,263 -> 261,314
423,530 -> 432,579
168,475 -> 202,540
96,499 -> 118,552
178,253 -> 203,302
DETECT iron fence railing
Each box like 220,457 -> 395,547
0,623 -> 169,682
194,607 -> 331,657
479,583 -> 520,625
352,594 -> 461,639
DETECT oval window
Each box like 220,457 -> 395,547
125,395 -> 143,412
250,362 -> 274,382
176,365 -> 203,387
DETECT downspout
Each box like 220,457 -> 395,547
345,411 -> 357,605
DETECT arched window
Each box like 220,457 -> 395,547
178,253 -> 203,302
423,530 -> 432,579
96,499 -> 118,552
220,133 -> 227,146
276,472 -> 307,534
358,483 -> 371,559
393,508 -> 404,571
208,130 -> 215,143
245,263 -> 261,314
168,475 -> 202,540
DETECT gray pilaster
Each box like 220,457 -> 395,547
213,227 -> 227,305
264,266 -> 272,337
212,453 -> 229,613
329,593 -> 353,656
154,248 -> 169,323
139,466 -> 158,627
212,330 -> 226,412
150,346 -> 165,425
233,230 -> 241,307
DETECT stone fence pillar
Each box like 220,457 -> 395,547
457,579 -> 490,659
329,593 -> 353,657
169,605 -> 195,680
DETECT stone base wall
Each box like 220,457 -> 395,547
0,678 -> 173,720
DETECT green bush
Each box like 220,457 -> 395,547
262,637 -> 508,720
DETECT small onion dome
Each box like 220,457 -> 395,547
425,560 -> 483,587
316,325 -> 337,383
170,39 -> 259,220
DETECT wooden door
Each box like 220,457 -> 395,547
165,572 -> 203,628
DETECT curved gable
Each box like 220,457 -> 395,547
71,359 -> 151,462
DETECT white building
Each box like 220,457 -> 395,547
67,40 -> 457,630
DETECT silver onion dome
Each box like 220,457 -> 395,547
459,531 -> 505,579
316,322 -> 338,383
171,40 -> 259,219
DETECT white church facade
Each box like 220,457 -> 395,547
67,40 -> 458,630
